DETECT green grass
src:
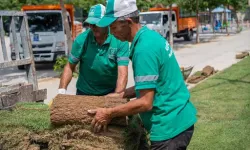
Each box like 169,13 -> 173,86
188,57 -> 250,150
193,71 -> 202,76
0,102 -> 51,132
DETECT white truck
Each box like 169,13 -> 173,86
140,6 -> 197,41
10,5 -> 75,69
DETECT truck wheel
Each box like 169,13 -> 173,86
184,30 -> 193,41
17,65 -> 25,70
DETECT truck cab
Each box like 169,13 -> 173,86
140,6 -> 197,41
140,11 -> 177,39
10,5 -> 74,69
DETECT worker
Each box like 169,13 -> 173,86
58,4 -> 129,96
88,0 -> 197,150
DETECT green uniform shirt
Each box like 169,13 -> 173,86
69,29 -> 129,95
130,26 -> 197,141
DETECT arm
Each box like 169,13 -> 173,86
110,89 -> 154,117
89,89 -> 154,133
114,66 -> 128,93
115,41 -> 130,93
59,36 -> 84,91
123,86 -> 136,99
59,62 -> 77,89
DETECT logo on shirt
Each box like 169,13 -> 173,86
109,47 -> 117,55
165,41 -> 173,58
108,47 -> 117,60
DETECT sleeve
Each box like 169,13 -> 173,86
133,49 -> 159,91
68,40 -> 83,64
116,41 -> 130,66
68,31 -> 89,64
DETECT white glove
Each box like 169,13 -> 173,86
58,88 -> 66,94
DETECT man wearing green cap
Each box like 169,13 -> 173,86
88,1 -> 197,149
58,4 -> 129,96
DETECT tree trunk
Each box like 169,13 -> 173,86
50,94 -> 128,126
210,9 -> 215,34
60,0 -> 72,55
224,6 -> 229,35
196,0 -> 200,43
168,4 -> 173,47
235,10 -> 240,32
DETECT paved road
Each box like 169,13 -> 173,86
175,29 -> 250,73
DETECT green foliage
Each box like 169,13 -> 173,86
0,0 -> 59,10
230,0 -> 248,12
53,56 -> 68,75
72,0 -> 106,12
137,0 -> 155,11
53,56 -> 78,77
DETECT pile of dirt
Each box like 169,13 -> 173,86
187,66 -> 217,84
235,51 -> 249,59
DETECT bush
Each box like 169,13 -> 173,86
53,56 -> 78,78
53,56 -> 68,75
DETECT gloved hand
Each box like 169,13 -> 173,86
58,88 -> 66,94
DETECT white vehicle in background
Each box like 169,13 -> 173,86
140,6 -> 197,41
10,5 -> 76,69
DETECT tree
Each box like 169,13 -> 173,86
204,0 -> 221,34
229,0 -> 248,32
196,0 -> 200,43
178,0 -> 202,43
137,0 -> 155,11
74,0 -> 105,12
220,0 -> 230,35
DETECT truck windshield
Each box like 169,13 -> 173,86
140,13 -> 162,25
26,12 -> 63,32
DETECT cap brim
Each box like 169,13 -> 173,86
96,16 -> 117,27
85,17 -> 101,25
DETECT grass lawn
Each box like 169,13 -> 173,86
188,57 -> 250,150
0,102 -> 51,132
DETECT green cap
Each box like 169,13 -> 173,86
85,4 -> 106,25
97,0 -> 138,27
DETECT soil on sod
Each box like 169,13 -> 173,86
50,94 -> 128,126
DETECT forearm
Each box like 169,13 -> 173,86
109,97 -> 152,118
59,63 -> 74,89
115,66 -> 128,93
123,86 -> 136,99
115,77 -> 127,93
